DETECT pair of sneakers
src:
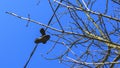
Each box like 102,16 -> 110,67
35,28 -> 50,44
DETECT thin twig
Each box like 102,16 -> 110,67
54,0 -> 120,22
66,56 -> 120,65
5,12 -> 120,50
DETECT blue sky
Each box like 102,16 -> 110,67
0,0 -> 68,68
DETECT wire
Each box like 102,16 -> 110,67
46,0 -> 64,32
24,44 -> 39,68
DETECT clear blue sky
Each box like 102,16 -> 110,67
0,0 -> 68,68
